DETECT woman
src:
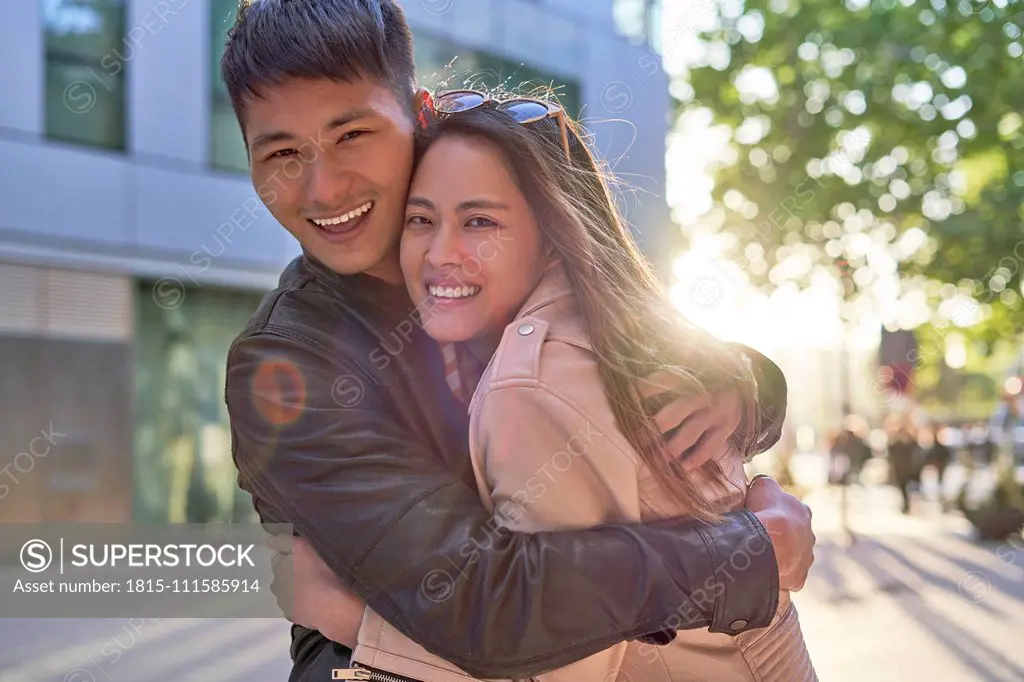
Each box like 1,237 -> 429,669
347,92 -> 816,681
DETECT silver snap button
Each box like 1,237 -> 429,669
730,619 -> 748,631
517,323 -> 535,336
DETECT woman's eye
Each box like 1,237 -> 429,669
267,149 -> 297,160
466,216 -> 497,228
406,215 -> 432,227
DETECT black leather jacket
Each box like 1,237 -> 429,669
225,255 -> 784,679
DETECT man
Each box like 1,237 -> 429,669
220,1 -> 815,680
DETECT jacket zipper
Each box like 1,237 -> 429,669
332,664 -> 422,681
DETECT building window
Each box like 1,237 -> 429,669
613,0 -> 662,51
614,0 -> 648,42
414,31 -> 582,117
210,0 -> 249,173
43,0 -> 127,150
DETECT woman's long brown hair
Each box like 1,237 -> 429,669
416,101 -> 763,523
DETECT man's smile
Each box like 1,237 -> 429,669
308,200 -> 374,229
306,201 -> 375,241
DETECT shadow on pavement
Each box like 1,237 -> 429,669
847,536 -> 1023,682
902,534 -> 1024,609
806,538 -> 856,604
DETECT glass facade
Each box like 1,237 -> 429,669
133,283 -> 265,524
43,0 -> 126,150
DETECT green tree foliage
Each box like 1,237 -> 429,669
680,0 -> 1023,344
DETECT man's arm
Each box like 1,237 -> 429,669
635,343 -> 787,472
733,343 -> 788,457
227,330 -> 780,679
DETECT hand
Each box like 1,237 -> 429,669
640,371 -> 744,471
745,476 -> 815,591
268,534 -> 366,647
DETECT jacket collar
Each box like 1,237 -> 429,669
514,261 -> 574,320
298,250 -> 414,320
513,261 -> 593,351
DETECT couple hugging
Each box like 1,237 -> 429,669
221,1 -> 819,680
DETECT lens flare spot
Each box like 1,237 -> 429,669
251,358 -> 306,426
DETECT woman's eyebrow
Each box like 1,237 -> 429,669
407,196 -> 435,209
456,199 -> 510,212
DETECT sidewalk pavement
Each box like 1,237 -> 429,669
0,617 -> 292,682
794,484 -> 1024,682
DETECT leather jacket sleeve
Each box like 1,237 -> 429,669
226,328 -> 779,679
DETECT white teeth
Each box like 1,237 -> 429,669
312,201 -> 373,226
428,284 -> 481,299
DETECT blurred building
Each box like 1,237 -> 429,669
0,0 -> 671,524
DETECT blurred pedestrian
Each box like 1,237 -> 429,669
845,415 -> 873,480
827,428 -> 851,486
968,422 -> 996,466
828,416 -> 871,486
922,424 -> 952,507
887,419 -> 920,514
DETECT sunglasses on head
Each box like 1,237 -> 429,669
432,89 -> 572,161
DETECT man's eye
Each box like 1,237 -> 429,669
266,149 -> 297,160
339,130 -> 368,142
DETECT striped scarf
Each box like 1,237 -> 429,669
440,342 -> 486,404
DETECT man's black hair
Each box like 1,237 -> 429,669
220,0 -> 416,136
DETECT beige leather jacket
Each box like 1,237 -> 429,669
353,266 -> 816,682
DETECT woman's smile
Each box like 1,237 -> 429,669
425,282 -> 482,300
